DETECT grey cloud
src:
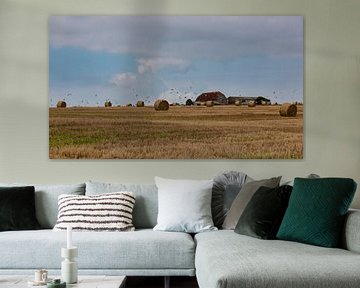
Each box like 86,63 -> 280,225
49,16 -> 302,59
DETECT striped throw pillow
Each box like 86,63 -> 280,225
53,192 -> 136,231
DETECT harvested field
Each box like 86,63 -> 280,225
49,105 -> 303,159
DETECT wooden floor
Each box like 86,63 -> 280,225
126,276 -> 199,288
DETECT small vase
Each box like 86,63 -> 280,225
61,247 -> 78,284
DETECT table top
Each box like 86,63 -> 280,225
0,275 -> 126,288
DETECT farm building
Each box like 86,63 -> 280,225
256,96 -> 271,105
195,91 -> 227,104
228,96 -> 271,105
227,96 -> 258,105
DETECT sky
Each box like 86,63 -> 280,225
49,16 -> 303,107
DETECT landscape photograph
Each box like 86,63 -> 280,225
49,16 -> 303,159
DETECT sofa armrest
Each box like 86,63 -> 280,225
342,209 -> 360,253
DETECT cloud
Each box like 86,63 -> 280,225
137,57 -> 190,74
109,69 -> 167,104
110,72 -> 137,87
109,56 -> 191,104
49,16 -> 303,60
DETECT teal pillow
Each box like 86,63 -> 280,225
277,178 -> 357,247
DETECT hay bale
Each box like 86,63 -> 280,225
235,100 -> 241,106
57,101 -> 66,108
136,101 -> 144,107
206,101 -> 214,107
104,101 -> 112,107
154,99 -> 169,111
248,101 -> 256,107
279,103 -> 297,117
126,103 -> 133,107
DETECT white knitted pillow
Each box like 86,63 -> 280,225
53,192 -> 135,231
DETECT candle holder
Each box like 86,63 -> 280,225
61,247 -> 78,284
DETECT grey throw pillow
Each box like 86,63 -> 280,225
153,177 -> 217,233
222,176 -> 281,230
212,171 -> 251,228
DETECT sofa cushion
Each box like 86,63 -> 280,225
234,185 -> 292,239
0,183 -> 86,229
222,176 -> 281,229
277,178 -> 357,247
212,171 -> 250,228
53,192 -> 136,232
0,229 -> 195,272
195,230 -> 360,288
153,177 -> 216,233
86,182 -> 157,229
0,186 -> 40,231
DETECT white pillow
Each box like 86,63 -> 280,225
153,177 -> 217,233
53,192 -> 135,232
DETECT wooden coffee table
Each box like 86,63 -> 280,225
0,275 -> 126,288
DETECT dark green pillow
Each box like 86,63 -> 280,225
0,186 -> 41,231
277,178 -> 357,247
235,185 -> 292,239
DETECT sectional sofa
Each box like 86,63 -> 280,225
0,179 -> 360,288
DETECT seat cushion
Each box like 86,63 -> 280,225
195,230 -> 360,288
0,229 -> 195,271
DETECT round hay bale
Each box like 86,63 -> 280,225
154,99 -> 169,111
104,101 -> 112,107
200,102 -> 206,106
136,101 -> 144,107
235,100 -> 241,106
206,101 -> 214,107
126,103 -> 133,107
279,103 -> 297,117
57,101 -> 66,108
248,101 -> 256,107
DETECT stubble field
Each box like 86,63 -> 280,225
49,105 -> 303,159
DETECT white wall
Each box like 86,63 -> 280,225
0,0 -> 359,207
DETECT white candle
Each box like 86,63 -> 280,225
67,225 -> 72,249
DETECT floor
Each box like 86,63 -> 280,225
126,276 -> 199,288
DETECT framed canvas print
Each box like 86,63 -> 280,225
49,16 -> 303,159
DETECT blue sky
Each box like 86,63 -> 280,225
49,16 -> 303,106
